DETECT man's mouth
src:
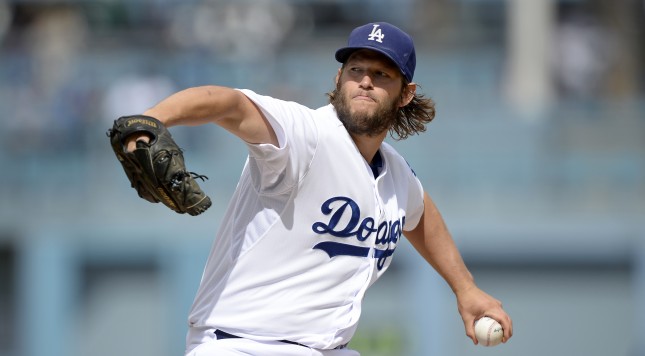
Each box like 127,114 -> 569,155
353,93 -> 376,102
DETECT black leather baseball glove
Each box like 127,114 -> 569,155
107,115 -> 211,216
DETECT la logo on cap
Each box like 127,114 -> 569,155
367,24 -> 385,43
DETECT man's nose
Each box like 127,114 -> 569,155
359,75 -> 373,89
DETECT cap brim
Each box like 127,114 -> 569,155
335,47 -> 359,63
335,46 -> 395,63
335,46 -> 404,77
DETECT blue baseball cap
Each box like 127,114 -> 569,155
335,22 -> 416,82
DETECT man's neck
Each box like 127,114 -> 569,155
350,131 -> 387,164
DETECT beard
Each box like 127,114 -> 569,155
330,83 -> 400,137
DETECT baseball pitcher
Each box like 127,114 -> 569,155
109,22 -> 513,356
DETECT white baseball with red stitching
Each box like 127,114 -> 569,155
475,316 -> 504,347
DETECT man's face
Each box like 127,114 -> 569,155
331,49 -> 406,137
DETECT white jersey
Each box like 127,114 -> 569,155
187,89 -> 425,350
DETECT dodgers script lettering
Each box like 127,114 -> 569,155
311,196 -> 405,270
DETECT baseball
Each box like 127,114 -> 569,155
474,316 -> 504,347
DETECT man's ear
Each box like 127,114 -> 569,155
400,83 -> 417,107
335,68 -> 342,86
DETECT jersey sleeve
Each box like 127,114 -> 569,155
236,89 -> 318,194
377,144 -> 425,231
403,167 -> 425,231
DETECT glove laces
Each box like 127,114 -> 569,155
170,171 -> 208,190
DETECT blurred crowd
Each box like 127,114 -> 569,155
0,0 -> 643,158
0,1 -> 300,155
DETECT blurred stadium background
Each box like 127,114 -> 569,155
0,0 -> 644,355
